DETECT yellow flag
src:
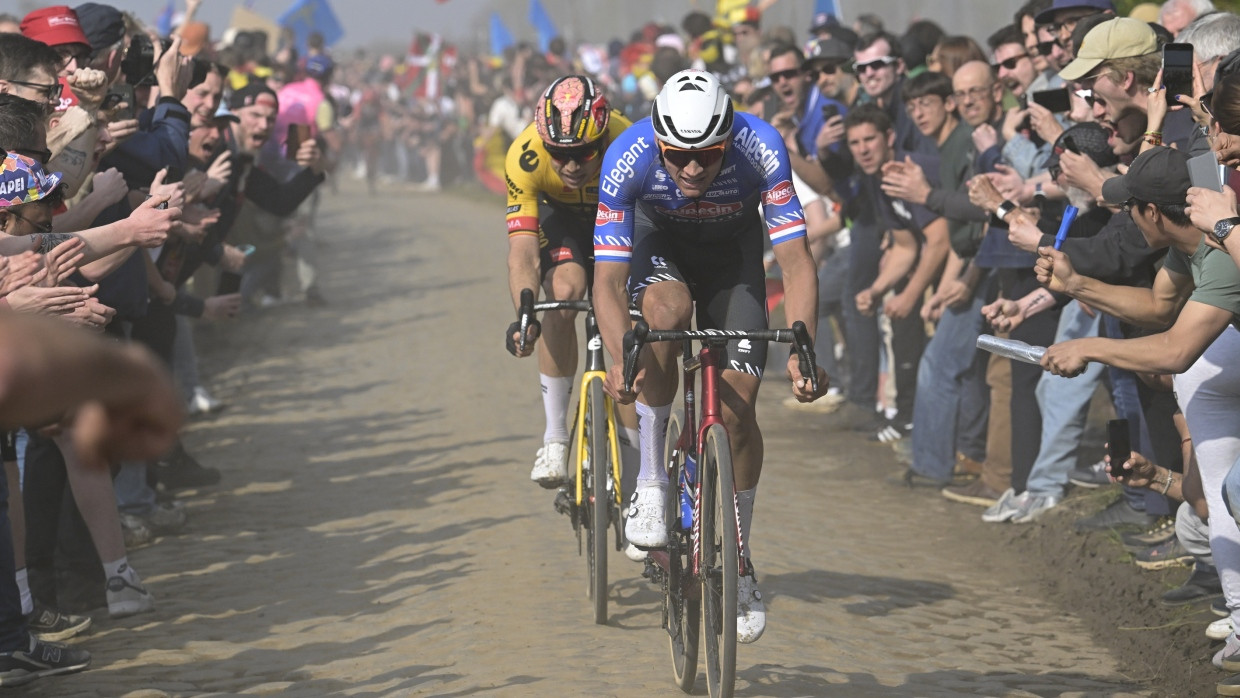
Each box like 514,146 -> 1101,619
716,0 -> 749,22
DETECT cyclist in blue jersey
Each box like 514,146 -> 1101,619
592,70 -> 827,644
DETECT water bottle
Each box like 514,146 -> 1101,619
680,453 -> 697,529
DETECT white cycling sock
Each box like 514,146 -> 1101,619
540,374 -> 572,443
14,568 -> 31,615
636,401 -> 671,486
737,488 -> 756,560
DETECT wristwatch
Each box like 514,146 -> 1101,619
1214,216 -> 1240,243
994,199 -> 1017,222
1033,183 -> 1046,203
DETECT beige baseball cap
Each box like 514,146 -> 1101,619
1058,17 -> 1157,82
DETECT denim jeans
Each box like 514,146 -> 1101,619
910,290 -> 988,481
841,285 -> 879,409
815,247 -> 849,386
0,454 -> 27,651
1102,315 -> 1167,515
1025,302 -> 1103,497
114,462 -> 157,516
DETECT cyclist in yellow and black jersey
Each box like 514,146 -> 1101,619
503,75 -> 637,492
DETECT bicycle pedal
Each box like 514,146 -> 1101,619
553,488 -> 573,516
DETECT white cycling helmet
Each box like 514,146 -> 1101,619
651,69 -> 734,149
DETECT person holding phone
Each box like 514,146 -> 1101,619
762,42 -> 842,198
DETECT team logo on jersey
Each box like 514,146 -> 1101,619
506,205 -> 521,214
600,136 -> 651,197
551,246 -> 573,262
655,169 -> 668,182
659,201 -> 742,219
519,140 -> 540,172
762,180 -> 795,207
597,203 -> 625,224
737,339 -> 752,353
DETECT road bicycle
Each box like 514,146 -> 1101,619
622,319 -> 817,698
515,289 -> 625,624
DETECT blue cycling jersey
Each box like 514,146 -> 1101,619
593,112 -> 806,264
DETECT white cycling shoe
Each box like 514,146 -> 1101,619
530,441 -> 569,487
625,482 -> 669,548
737,561 -> 766,644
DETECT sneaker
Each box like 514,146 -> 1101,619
106,565 -> 155,618
1120,516 -> 1177,553
155,444 -> 221,490
1068,459 -> 1112,488
0,635 -> 90,687
140,501 -> 188,534
25,604 -> 91,642
1011,492 -> 1061,524
1209,618 -> 1236,641
736,561 -> 765,644
1214,631 -> 1240,671
941,480 -> 1003,507
1073,499 -> 1157,533
119,513 -> 153,549
982,489 -> 1029,523
887,468 -> 949,488
1161,562 -> 1223,606
186,386 -> 223,416
625,482 -> 668,549
869,420 -> 911,443
1133,537 -> 1193,570
530,441 -> 569,488
1219,674 -> 1240,697
1217,597 -> 1232,618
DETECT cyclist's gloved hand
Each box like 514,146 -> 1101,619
505,319 -> 541,357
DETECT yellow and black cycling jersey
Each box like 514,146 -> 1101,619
504,111 -> 632,236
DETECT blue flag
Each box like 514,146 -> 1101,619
814,0 -> 839,18
528,0 -> 557,53
155,0 -> 174,36
490,13 -> 514,58
278,0 -> 345,53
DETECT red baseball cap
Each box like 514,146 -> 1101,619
20,6 -> 90,48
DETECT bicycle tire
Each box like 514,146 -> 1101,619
665,411 -> 700,692
701,423 -> 737,698
586,378 -> 609,624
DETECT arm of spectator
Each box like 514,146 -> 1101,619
170,203 -> 218,243
1034,246 -> 1190,328
922,251 -> 972,322
197,293 -> 241,320
244,166 -> 326,217
144,253 -> 175,306
0,312 -> 182,465
1059,150 -> 1109,202
201,151 -> 232,201
857,228 -> 918,316
104,118 -> 139,152
5,282 -> 91,316
803,198 -> 842,266
175,0 -> 202,37
1186,185 -> 1240,272
1043,300 -> 1231,377
216,244 -> 245,273
43,237 -> 85,285
1027,102 -> 1064,145
0,252 -> 43,297
70,193 -> 179,274
52,168 -> 128,233
65,68 -> 108,113
58,297 -> 114,332
885,217 -> 948,320
880,157 -> 931,206
153,36 -> 190,102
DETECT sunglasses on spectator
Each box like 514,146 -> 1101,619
952,85 -> 992,101
55,45 -> 90,68
1035,40 -> 1057,57
768,69 -> 802,83
547,142 -> 603,165
992,54 -> 1027,71
808,63 -> 840,76
5,79 -> 62,102
658,141 -> 727,169
7,208 -> 54,234
1075,88 -> 1095,107
853,56 -> 898,74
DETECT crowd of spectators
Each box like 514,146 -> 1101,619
9,0 -> 1240,690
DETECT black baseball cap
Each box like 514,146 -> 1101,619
73,3 -> 125,53
1100,146 -> 1191,206
227,81 -> 278,111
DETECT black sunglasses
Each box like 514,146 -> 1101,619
8,208 -> 54,234
804,63 -> 840,77
768,68 -> 802,83
854,56 -> 898,73
12,147 -> 51,165
547,142 -> 603,165
6,79 -> 62,102
1035,40 -> 1057,57
992,54 -> 1027,71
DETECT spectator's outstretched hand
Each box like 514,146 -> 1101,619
203,293 -> 241,320
1186,185 -> 1238,241
1105,449 -> 1152,484
296,138 -> 323,173
1035,245 -> 1078,295
0,251 -> 43,296
124,188 -> 180,247
1040,339 -> 1089,377
62,297 -> 114,331
6,282 -> 90,315
44,236 -> 85,284
72,346 -> 183,469
91,168 -> 128,207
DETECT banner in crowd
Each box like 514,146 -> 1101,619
528,0 -> 557,53
491,13 -> 514,58
277,0 -> 344,52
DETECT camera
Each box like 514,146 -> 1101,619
121,33 -> 173,87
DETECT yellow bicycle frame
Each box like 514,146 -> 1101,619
574,372 -> 623,507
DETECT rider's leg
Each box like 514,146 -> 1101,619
635,279 -> 693,486
720,370 -> 763,548
536,262 -> 586,444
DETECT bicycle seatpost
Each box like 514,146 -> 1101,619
518,288 -> 534,354
790,321 -> 819,394
622,320 -> 649,393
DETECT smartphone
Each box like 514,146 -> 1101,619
286,123 -> 311,159
1106,419 -> 1131,479
820,103 -> 840,122
1031,88 -> 1071,113
106,84 -> 135,120
236,244 -> 256,256
1162,43 -> 1194,107
1188,150 -> 1224,192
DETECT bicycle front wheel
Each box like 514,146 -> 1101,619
665,411 -> 699,693
586,378 -> 609,624
700,423 -> 737,698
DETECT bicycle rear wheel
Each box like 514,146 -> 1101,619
701,424 -> 737,698
586,378 -> 609,624
664,411 -> 699,692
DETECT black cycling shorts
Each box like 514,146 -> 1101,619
627,207 -> 769,377
0,431 -> 16,462
537,206 -> 594,286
